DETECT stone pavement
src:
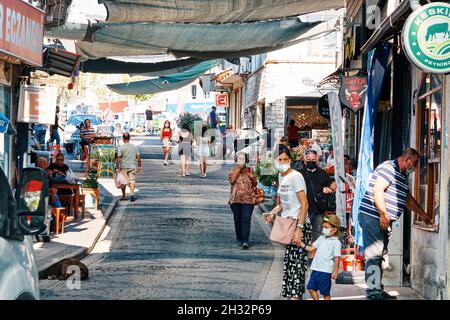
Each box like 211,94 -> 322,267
33,177 -> 118,273
38,136 -> 425,300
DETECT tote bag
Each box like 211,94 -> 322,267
269,215 -> 297,245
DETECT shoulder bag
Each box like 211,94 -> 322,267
270,215 -> 297,245
304,171 -> 336,212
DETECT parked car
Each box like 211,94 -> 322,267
63,114 -> 102,154
0,166 -> 50,299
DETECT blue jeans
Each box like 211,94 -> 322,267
359,213 -> 391,296
230,204 -> 254,243
50,128 -> 60,145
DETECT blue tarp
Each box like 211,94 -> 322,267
0,112 -> 9,134
107,59 -> 220,95
352,43 -> 391,250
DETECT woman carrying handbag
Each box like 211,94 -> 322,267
228,152 -> 257,249
264,145 -> 311,300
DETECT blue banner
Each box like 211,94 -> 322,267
352,43 -> 391,249
0,112 -> 9,134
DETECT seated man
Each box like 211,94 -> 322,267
79,119 -> 96,159
37,157 -> 63,234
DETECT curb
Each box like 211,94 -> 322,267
252,202 -> 285,300
38,198 -> 118,274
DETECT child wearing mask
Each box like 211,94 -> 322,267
299,214 -> 342,300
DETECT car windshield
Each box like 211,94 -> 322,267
67,115 -> 102,126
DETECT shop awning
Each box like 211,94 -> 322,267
106,59 -> 220,95
79,57 -> 205,75
100,0 -> 345,23
360,0 -> 411,54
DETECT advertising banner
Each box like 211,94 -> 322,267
0,0 -> 44,66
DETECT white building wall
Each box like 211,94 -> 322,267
410,70 -> 449,300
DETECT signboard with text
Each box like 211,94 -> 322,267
215,93 -> 228,107
402,2 -> 450,74
339,75 -> 367,113
18,85 -> 57,124
0,0 -> 44,66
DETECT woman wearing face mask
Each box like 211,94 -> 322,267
160,120 -> 172,165
264,145 -> 312,300
228,152 -> 257,249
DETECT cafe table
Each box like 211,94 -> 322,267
52,182 -> 84,220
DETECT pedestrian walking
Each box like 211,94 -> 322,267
300,149 -> 337,242
208,106 -> 219,129
358,148 -> 431,300
264,145 -> 311,300
49,106 -> 63,145
116,132 -> 142,202
228,152 -> 257,249
287,119 -> 300,148
80,118 -> 96,160
160,120 -> 172,166
197,125 -> 210,178
300,214 -> 342,300
177,124 -> 193,176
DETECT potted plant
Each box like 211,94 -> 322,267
82,171 -> 99,210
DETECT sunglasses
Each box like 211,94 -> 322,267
305,149 -> 318,155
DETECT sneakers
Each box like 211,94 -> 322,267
242,242 -> 250,249
163,161 -> 168,166
367,291 -> 397,300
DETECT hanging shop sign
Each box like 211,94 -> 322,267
215,93 -> 229,107
317,94 -> 331,120
18,85 -> 57,125
339,75 -> 367,113
0,0 -> 44,67
0,111 -> 9,134
402,2 -> 450,74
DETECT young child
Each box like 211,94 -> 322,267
299,214 -> 342,300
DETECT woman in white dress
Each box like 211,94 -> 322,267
197,125 -> 210,178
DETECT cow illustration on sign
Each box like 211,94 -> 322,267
426,23 -> 450,42
339,75 -> 368,113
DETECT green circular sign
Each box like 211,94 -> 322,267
402,2 -> 450,74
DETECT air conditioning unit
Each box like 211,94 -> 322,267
239,57 -> 251,74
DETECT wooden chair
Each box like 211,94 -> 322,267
51,207 -> 66,235
58,194 -> 74,217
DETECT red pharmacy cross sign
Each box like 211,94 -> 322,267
215,93 -> 228,107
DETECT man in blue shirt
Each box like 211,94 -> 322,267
359,148 -> 431,300
208,106 -> 218,129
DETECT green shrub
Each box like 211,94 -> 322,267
256,157 -> 278,187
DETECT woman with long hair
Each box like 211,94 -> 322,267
264,145 -> 312,300
197,125 -> 210,178
177,123 -> 193,176
160,120 -> 172,165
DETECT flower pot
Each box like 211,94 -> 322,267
82,187 -> 99,210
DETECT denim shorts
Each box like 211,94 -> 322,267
307,270 -> 332,296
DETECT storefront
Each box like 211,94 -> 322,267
0,0 -> 44,180
343,0 -> 449,299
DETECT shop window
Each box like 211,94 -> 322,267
415,73 -> 443,228
0,85 -> 11,175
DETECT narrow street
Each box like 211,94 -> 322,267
39,137 -> 275,299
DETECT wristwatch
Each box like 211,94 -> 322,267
297,223 -> 304,229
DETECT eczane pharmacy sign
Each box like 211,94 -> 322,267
0,0 -> 44,67
402,2 -> 450,74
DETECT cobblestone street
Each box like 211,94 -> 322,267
39,137 -> 275,299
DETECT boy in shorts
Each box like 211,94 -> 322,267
299,214 -> 342,300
